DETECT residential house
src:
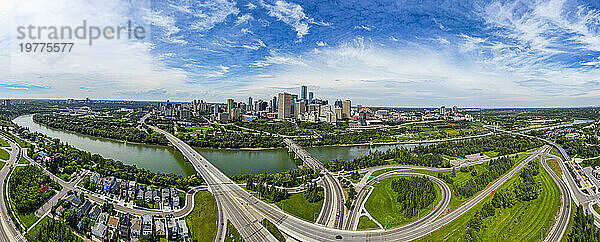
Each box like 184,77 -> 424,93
166,217 -> 178,240
107,216 -> 119,230
154,220 -> 166,237
144,190 -> 152,203
177,220 -> 189,239
91,223 -> 107,240
76,200 -> 92,219
142,215 -> 152,236
97,212 -> 109,225
130,217 -> 142,238
119,213 -> 131,239
153,190 -> 160,203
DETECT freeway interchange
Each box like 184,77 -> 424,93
0,125 -> 582,242
153,125 -> 570,241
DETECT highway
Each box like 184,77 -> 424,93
283,138 -> 345,229
153,124 -> 549,241
540,150 -> 571,242
151,126 -> 277,242
0,134 -> 24,242
345,170 -> 451,231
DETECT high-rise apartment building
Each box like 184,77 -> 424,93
277,93 -> 291,119
308,92 -> 313,104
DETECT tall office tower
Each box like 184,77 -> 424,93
308,92 -> 313,104
342,100 -> 351,119
334,99 -> 343,108
248,97 -> 253,111
301,85 -> 307,102
277,93 -> 291,119
213,104 -> 219,115
272,96 -> 277,112
440,106 -> 446,116
227,99 -> 234,112
291,94 -> 298,103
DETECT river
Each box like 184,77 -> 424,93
13,114 -> 437,176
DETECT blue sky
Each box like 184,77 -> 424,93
2,0 -> 600,107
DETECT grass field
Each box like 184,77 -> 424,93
418,157 -> 560,241
261,219 -> 285,241
364,177 -> 441,229
275,193 -> 322,223
547,158 -> 562,176
18,156 -> 29,164
0,149 -> 9,160
357,215 -> 380,230
0,161 -> 5,170
185,191 -> 218,242
225,220 -> 243,242
483,151 -> 500,158
0,139 -> 8,147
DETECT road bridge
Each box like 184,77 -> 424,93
283,138 -> 346,229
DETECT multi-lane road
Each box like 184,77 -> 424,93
0,134 -> 24,242
283,138 -> 345,229
345,170 -> 451,231
154,124 -> 554,241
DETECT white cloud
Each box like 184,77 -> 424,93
244,37 -> 600,107
354,25 -> 371,31
142,9 -> 187,44
316,41 -> 327,47
190,0 -> 239,31
1,0 -> 193,100
260,0 -> 317,39
246,2 -> 257,9
236,13 -> 254,25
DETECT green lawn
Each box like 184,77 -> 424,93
418,157 -> 560,241
19,156 -> 29,164
275,193 -> 322,222
185,191 -> 217,242
0,161 -> 5,170
357,215 -> 380,230
16,211 -> 38,228
0,149 -> 9,160
364,177 -> 441,229
483,151 -> 500,158
225,220 -> 243,242
261,219 -> 285,241
0,139 -> 8,147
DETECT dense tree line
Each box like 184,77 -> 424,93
415,135 -> 543,157
26,218 -> 82,242
33,136 -> 202,190
304,182 -> 324,203
9,165 -> 59,213
515,161 -> 540,201
390,177 -> 436,217
325,147 -> 448,172
324,135 -> 540,172
176,131 -> 283,148
245,181 -> 289,203
33,113 -> 168,145
454,157 -> 515,198
231,168 -> 318,188
464,158 -> 542,240
568,205 -> 600,241
557,138 -> 600,159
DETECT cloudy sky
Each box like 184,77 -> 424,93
2,0 -> 600,107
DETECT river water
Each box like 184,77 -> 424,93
13,114 -> 440,176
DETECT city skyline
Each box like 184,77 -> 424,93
2,0 -> 600,107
